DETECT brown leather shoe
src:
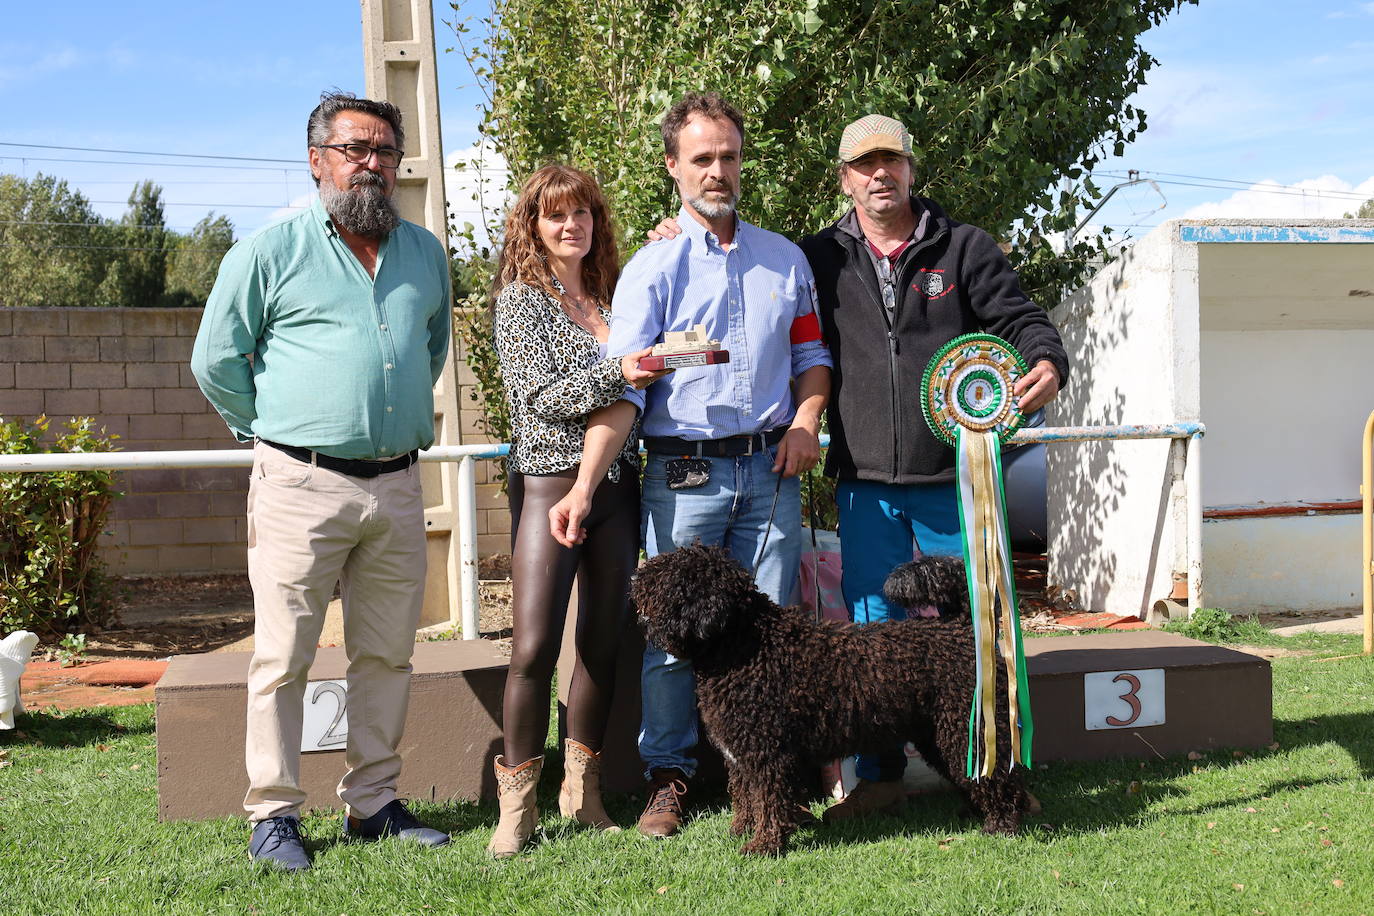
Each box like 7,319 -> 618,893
821,778 -> 907,823
637,768 -> 689,838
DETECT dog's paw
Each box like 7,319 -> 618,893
980,815 -> 1021,836
739,837 -> 785,857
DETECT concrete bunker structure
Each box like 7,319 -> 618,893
1048,219 -> 1374,617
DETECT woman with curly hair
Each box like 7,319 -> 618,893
487,164 -> 667,857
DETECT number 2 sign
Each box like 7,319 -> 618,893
301,679 -> 349,752
1084,669 -> 1165,731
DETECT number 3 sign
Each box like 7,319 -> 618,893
1084,669 -> 1165,731
301,679 -> 349,752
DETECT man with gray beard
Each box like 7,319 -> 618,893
553,92 -> 831,838
192,91 -> 451,871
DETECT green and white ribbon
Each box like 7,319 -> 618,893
955,429 -> 1034,777
921,333 -> 1034,778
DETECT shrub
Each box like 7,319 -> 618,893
0,416 -> 120,638
1163,606 -> 1268,644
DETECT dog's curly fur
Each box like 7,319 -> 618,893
632,543 -> 1029,856
882,554 -> 970,620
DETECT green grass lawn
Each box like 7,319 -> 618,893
2,633 -> 1371,915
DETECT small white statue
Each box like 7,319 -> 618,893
0,630 -> 39,730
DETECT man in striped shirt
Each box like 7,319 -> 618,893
550,92 -> 832,839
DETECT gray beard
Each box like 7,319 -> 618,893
320,173 -> 400,238
687,189 -> 737,220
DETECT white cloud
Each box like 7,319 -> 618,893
443,139 -> 509,253
1181,175 -> 1374,220
0,45 -> 80,88
1127,64 -> 1270,143
1328,2 -> 1374,16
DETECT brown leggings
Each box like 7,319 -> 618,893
502,464 -> 639,763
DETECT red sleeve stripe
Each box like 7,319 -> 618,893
789,311 -> 822,345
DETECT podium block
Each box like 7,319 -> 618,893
1025,630 -> 1272,761
560,625 -> 1272,793
156,640 -> 508,821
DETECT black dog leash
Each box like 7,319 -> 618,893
750,470 -> 785,577
806,473 -> 822,622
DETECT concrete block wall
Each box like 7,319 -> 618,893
3,305 -> 512,576
3,307 -> 249,575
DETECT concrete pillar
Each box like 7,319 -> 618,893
361,0 -> 465,627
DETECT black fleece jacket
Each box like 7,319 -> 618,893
799,197 -> 1070,485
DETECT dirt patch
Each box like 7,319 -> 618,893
85,574 -> 256,658
1229,644 -> 1316,659
78,573 -> 516,660
1253,608 -> 1361,628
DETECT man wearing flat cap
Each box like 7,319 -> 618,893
798,114 -> 1069,820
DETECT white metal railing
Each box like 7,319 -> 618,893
0,422 -> 1203,637
0,443 -> 508,641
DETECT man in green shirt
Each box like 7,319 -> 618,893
192,91 -> 452,871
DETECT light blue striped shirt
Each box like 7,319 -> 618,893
191,196 -> 451,459
608,209 -> 832,440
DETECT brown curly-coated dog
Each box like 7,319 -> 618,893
631,543 -> 1030,856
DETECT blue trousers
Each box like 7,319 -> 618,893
638,448 -> 801,779
837,479 -> 961,782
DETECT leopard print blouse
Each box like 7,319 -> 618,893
493,281 -> 639,480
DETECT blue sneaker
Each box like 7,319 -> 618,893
343,799 -> 449,847
249,816 -> 311,872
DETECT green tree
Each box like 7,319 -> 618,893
450,0 -> 1196,440
163,213 -> 235,307
0,173 -> 113,308
1343,199 -> 1374,219
96,180 -> 171,307
467,0 -> 1194,300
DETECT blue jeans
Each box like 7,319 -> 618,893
837,479 -> 961,782
638,448 -> 801,779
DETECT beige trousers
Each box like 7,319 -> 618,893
243,442 -> 426,822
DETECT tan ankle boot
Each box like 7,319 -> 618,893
559,739 -> 620,831
488,755 -> 542,858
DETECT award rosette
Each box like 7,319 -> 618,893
921,333 -> 1034,779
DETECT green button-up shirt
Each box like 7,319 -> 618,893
191,196 -> 452,459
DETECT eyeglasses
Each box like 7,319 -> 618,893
316,143 -> 404,169
875,255 -> 897,314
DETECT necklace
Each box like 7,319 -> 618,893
551,276 -> 598,316
550,275 -> 607,338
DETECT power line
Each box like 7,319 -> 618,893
83,199 -> 304,210
0,242 -> 231,252
1146,178 -> 1367,203
1097,170 -> 1371,202
0,141 -> 300,165
0,219 -> 225,231
46,179 -> 313,186
0,155 -> 307,173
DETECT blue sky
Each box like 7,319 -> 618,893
3,1 -> 1371,246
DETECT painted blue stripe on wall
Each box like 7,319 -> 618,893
1179,225 -> 1374,244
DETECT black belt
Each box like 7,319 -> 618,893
260,440 -> 418,479
643,427 -> 787,458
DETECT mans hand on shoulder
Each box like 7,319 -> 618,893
646,216 -> 683,243
1014,359 -> 1061,414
